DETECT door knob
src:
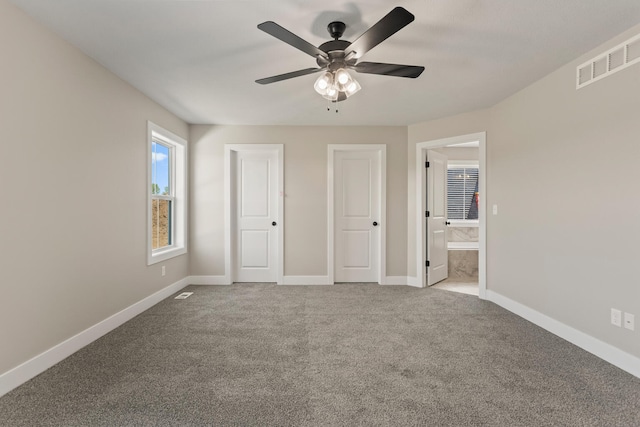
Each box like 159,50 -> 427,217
272,221 -> 277,226
373,221 -> 378,226
445,221 -> 450,225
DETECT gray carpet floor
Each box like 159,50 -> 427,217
1,283 -> 639,426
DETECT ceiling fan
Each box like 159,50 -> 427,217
255,7 -> 425,102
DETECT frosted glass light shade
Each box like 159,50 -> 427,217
314,72 -> 334,95
344,79 -> 361,97
323,84 -> 339,101
335,68 -> 350,85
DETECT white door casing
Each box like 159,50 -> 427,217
329,145 -> 386,283
426,150 -> 448,286
225,145 -> 283,284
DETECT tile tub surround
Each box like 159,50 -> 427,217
449,226 -> 478,242
447,225 -> 479,280
448,250 -> 478,280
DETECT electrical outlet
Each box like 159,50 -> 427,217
161,265 -> 166,276
611,308 -> 622,327
624,313 -> 635,331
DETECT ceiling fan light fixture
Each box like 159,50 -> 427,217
344,79 -> 361,97
335,68 -> 350,85
323,85 -> 339,101
314,72 -> 333,95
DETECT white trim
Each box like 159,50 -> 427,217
448,241 -> 479,250
328,144 -> 387,285
380,149 -> 387,282
282,276 -> 406,286
406,276 -> 420,288
327,149 -> 335,282
187,275 -> 230,285
282,276 -> 332,285
147,121 -> 188,265
224,148 -> 233,285
0,277 -> 190,398
478,136 -> 487,300
486,291 -> 640,379
448,160 -> 479,168
383,276 -> 409,285
224,144 -> 284,285
416,132 -> 487,299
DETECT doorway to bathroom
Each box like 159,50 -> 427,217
416,132 -> 486,298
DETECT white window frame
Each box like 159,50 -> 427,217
147,121 -> 187,265
447,160 -> 479,227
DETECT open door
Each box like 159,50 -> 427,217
426,150 -> 448,286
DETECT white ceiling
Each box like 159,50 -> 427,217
10,0 -> 640,126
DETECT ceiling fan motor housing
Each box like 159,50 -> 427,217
316,40 -> 355,69
327,21 -> 346,40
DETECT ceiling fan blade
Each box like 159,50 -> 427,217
256,67 -> 325,85
345,7 -> 415,59
354,62 -> 425,78
258,21 -> 328,60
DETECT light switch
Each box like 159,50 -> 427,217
492,204 -> 498,215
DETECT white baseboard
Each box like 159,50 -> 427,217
382,276 -> 409,285
0,277 -> 190,398
187,275 -> 417,286
281,276 -> 415,286
406,276 -> 422,288
187,275 -> 230,285
486,290 -> 640,379
282,276 -> 332,285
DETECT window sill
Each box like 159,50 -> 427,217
148,246 -> 187,265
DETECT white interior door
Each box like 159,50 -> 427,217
234,150 -> 278,282
427,150 -> 448,286
334,150 -> 380,282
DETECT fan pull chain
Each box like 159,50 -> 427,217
325,99 -> 339,114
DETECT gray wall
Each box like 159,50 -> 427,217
409,23 -> 640,358
0,1 -> 189,375
189,125 -> 408,278
487,23 -> 640,358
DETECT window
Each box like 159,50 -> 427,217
151,140 -> 172,249
447,164 -> 479,221
147,122 -> 187,265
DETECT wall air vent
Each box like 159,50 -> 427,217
577,33 -> 640,89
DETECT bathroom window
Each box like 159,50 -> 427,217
447,165 -> 479,221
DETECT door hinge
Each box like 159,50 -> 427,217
425,210 -> 430,218
425,161 -> 430,168
425,260 -> 430,267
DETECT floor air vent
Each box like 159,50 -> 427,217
577,33 -> 640,89
174,292 -> 193,300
